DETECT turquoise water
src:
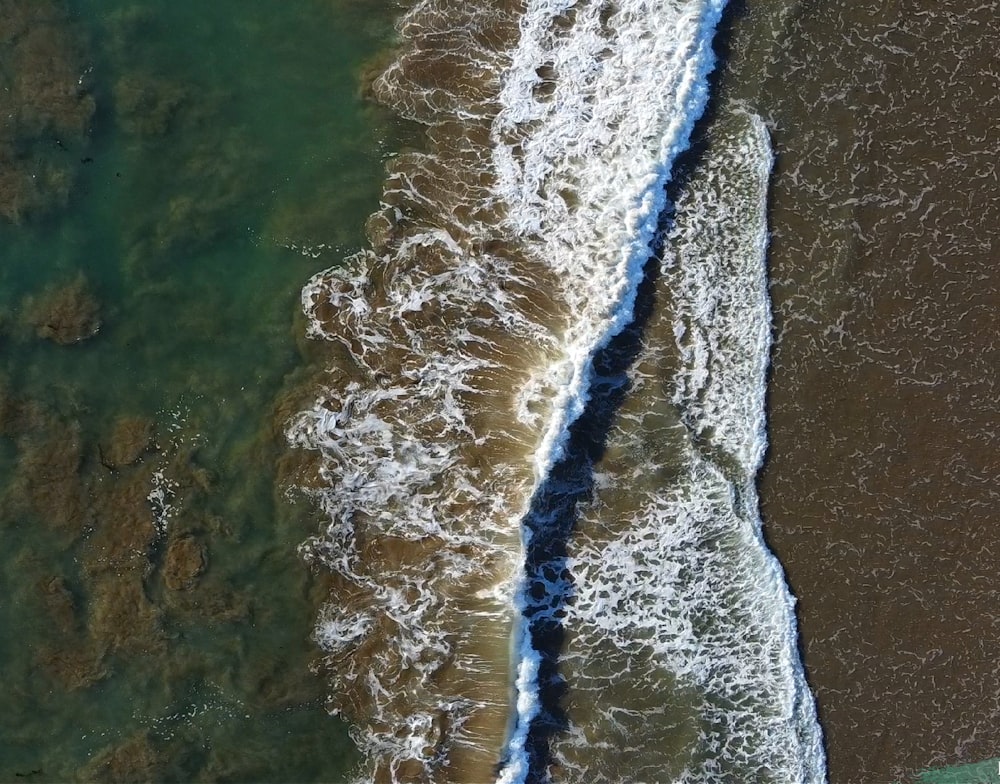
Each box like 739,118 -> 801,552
914,759 -> 1000,784
0,0 -> 402,779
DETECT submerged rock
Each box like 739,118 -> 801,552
0,0 -> 94,223
0,388 -> 50,440
102,416 -> 155,468
162,533 -> 207,591
38,575 -> 80,635
241,652 -> 319,714
77,731 -> 164,784
0,382 -> 18,437
24,275 -> 101,345
81,465 -> 167,656
8,418 -> 90,538
164,579 -> 250,624
85,466 -> 159,573
36,644 -> 108,691
88,574 -> 165,657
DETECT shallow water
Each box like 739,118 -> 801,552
917,759 -> 1000,784
731,2 -> 1000,781
0,0 -> 400,780
550,111 -> 822,783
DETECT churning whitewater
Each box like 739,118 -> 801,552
551,112 -> 826,782
284,0 -> 824,781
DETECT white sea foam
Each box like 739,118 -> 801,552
288,1 -> 549,773
492,1 -> 731,778
147,469 -> 177,537
553,112 -> 826,782
287,0 -> 825,779
494,0 -> 730,482
291,234 -> 538,778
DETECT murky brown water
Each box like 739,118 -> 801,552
737,2 -> 1000,781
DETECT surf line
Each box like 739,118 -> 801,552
492,1 -> 731,781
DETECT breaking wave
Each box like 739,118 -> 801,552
551,111 -> 826,782
283,0 -> 823,779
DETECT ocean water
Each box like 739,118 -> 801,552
4,0 -> 995,782
0,0 -> 398,780
916,759 -> 1000,784
737,2 -> 1000,782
